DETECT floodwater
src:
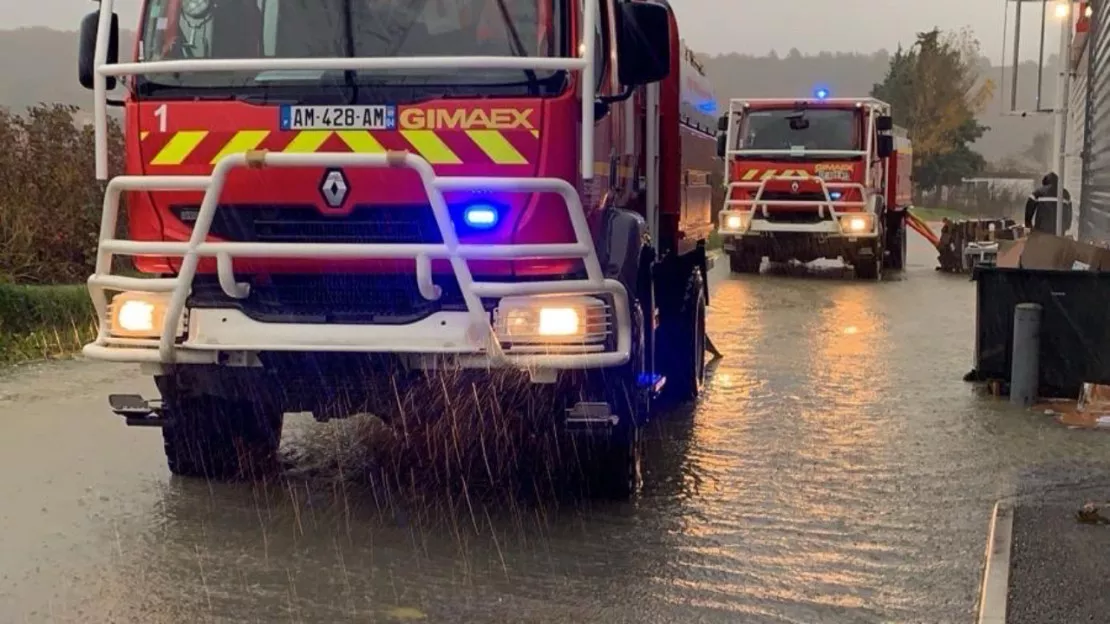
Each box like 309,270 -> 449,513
2,231 -> 1109,623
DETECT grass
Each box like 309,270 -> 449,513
0,283 -> 96,366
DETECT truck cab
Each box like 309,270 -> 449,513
714,96 -> 910,279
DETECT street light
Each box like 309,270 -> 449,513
1055,1 -> 1070,18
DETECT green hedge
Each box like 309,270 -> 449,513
0,283 -> 96,365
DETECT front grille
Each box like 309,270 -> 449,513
757,211 -> 827,224
753,191 -> 830,224
188,273 -> 473,324
171,204 -> 443,244
758,191 -> 829,202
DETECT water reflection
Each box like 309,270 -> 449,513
19,250 -> 1110,623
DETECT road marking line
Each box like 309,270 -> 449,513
977,500 -> 1014,624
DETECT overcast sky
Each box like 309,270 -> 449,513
17,0 -> 1064,61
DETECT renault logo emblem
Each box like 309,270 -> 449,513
790,181 -> 800,193
320,169 -> 349,208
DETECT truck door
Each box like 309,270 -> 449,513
584,0 -> 622,210
605,0 -> 635,209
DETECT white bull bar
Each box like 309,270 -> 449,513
718,176 -> 878,236
84,152 -> 631,368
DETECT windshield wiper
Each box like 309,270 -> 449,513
491,0 -> 540,93
341,0 -> 358,104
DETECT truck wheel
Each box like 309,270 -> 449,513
854,255 -> 883,280
573,301 -> 647,500
854,220 -> 886,280
729,252 -> 761,274
162,397 -> 283,480
581,417 -> 641,500
884,214 -> 907,271
662,267 -> 707,402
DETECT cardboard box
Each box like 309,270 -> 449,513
998,232 -> 1110,271
995,239 -> 1025,268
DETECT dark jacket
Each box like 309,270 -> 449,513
1024,172 -> 1073,235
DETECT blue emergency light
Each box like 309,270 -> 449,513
814,87 -> 830,100
462,203 -> 499,229
696,99 -> 718,114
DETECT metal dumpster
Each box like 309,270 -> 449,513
973,267 -> 1110,398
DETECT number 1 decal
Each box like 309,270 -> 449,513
154,104 -> 167,132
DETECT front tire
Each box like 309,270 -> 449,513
570,301 -> 647,500
729,252 -> 762,274
854,255 -> 883,280
854,221 -> 886,281
662,267 -> 707,402
162,396 -> 283,480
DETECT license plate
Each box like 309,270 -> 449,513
279,105 -> 397,131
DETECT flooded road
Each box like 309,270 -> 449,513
3,231 -> 1110,623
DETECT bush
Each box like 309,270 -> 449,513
0,103 -> 125,285
0,283 -> 96,364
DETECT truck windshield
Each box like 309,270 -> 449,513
738,109 -> 859,152
138,0 -> 563,91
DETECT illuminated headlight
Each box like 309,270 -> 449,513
108,291 -> 178,338
839,214 -> 873,234
493,295 -> 609,347
719,211 -> 750,233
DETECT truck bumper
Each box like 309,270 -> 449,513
83,152 -> 631,371
718,208 -> 879,237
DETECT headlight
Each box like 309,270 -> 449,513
839,213 -> 873,233
493,295 -> 609,346
719,211 -> 750,233
538,307 -> 580,336
108,291 -> 172,338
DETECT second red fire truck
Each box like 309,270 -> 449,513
715,94 -> 913,279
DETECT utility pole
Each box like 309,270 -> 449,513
1053,0 -> 1074,237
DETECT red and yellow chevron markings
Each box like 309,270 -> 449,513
140,106 -> 540,167
738,168 -> 811,181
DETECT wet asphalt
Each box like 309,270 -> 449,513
3,230 -> 1110,623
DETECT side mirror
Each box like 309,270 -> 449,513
79,10 -> 119,91
876,134 -> 894,158
716,133 -> 727,159
616,2 -> 671,87
717,114 -> 729,132
875,115 -> 893,132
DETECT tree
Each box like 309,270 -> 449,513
1021,131 -> 1052,169
0,104 -> 125,284
871,27 -> 994,190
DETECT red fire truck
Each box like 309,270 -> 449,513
75,0 -> 718,498
714,95 -> 913,279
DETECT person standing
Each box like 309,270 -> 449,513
1024,171 -> 1073,236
